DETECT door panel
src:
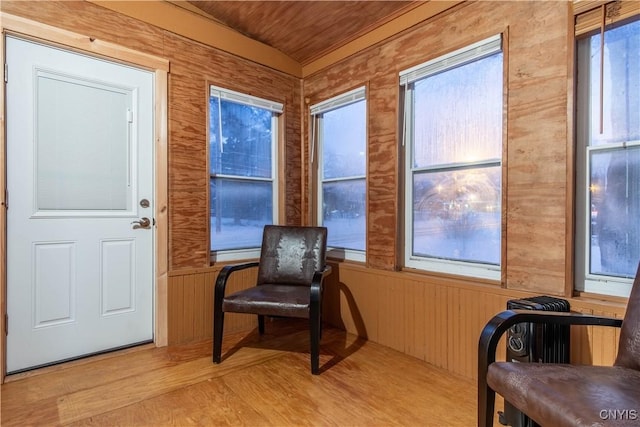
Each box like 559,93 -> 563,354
101,239 -> 135,315
33,242 -> 76,327
6,36 -> 155,373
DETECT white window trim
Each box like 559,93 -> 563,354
209,86 -> 280,260
310,86 -> 365,115
399,34 -> 502,86
401,35 -> 503,281
210,85 -> 283,113
211,247 -> 262,263
311,86 -> 367,262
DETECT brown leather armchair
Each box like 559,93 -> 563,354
213,225 -> 331,374
478,261 -> 640,427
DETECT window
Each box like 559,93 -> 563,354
575,6 -> 639,297
209,86 -> 282,260
401,35 -> 503,280
310,87 -> 367,261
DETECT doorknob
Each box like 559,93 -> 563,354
131,217 -> 151,229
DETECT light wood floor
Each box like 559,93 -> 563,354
1,319 -> 488,426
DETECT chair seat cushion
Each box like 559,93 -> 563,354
487,362 -> 640,426
222,284 -> 310,318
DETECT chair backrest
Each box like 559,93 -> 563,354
257,225 -> 327,286
614,261 -> 640,370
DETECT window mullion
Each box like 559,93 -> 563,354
411,159 -> 502,174
211,174 -> 273,182
322,175 -> 366,184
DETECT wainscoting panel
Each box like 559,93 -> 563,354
167,261 -> 625,381
322,262 -> 624,380
168,266 -> 258,345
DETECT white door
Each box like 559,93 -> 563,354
6,36 -> 155,373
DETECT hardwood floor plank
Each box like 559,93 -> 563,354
2,319 -> 485,426
68,379 -> 266,426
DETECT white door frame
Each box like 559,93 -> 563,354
0,13 -> 170,382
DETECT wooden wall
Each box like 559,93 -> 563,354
167,266 -> 256,344
164,262 -> 625,381
304,1 -> 573,293
300,0 -> 627,376
0,0 -> 303,271
1,0 -> 629,383
321,262 -> 625,380
164,30 -> 302,270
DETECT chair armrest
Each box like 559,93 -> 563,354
310,266 -> 333,304
479,309 -> 622,369
477,309 -> 622,427
214,261 -> 260,297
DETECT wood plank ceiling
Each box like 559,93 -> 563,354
185,1 -> 420,65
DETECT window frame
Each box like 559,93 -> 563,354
574,10 -> 640,297
400,34 -> 504,281
208,85 -> 283,262
310,86 -> 367,262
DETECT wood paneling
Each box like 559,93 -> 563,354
1,0 -> 166,58
303,1 -> 574,295
164,29 -> 301,269
505,3 -> 573,294
323,262 -> 625,381
168,266 -> 259,345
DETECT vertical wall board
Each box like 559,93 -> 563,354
377,277 -> 405,353
365,76 -> 400,271
181,274 -> 196,343
167,275 -> 185,345
404,279 -> 426,361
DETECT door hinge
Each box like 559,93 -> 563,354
127,109 -> 133,123
4,314 -> 7,336
3,189 -> 7,210
4,63 -> 7,83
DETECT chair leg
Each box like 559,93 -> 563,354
213,308 -> 224,364
310,314 -> 321,375
478,383 -> 496,427
258,315 -> 265,334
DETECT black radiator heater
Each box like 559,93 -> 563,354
498,296 -> 571,427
